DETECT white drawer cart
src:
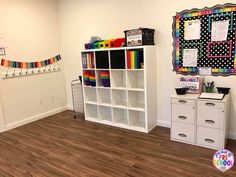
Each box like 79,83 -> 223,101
171,94 -> 230,150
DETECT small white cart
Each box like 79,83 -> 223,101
71,76 -> 84,118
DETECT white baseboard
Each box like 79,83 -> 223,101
67,105 -> 73,110
157,119 -> 171,128
4,106 -> 68,132
228,132 -> 236,140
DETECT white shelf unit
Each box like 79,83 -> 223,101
81,46 -> 157,133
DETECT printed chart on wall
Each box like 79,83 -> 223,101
172,3 -> 236,76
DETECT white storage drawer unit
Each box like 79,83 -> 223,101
172,122 -> 195,143
197,100 -> 225,129
172,104 -> 195,124
171,95 -> 198,145
171,94 -> 230,150
197,127 -> 224,150
196,96 -> 229,150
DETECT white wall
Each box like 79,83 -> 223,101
0,0 -> 67,131
58,0 -> 236,139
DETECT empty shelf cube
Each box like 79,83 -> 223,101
129,110 -> 145,129
113,108 -> 128,126
86,104 -> 98,119
98,88 -> 111,106
112,90 -> 127,108
99,106 -> 112,122
84,87 -> 97,104
128,91 -> 145,110
127,70 -> 144,89
111,70 -> 126,88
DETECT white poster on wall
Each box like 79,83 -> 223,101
211,20 -> 229,41
184,19 -> 201,40
199,67 -> 212,76
183,48 -> 198,67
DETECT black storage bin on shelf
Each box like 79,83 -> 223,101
124,28 -> 155,47
95,51 -> 109,69
217,87 -> 230,95
110,50 -> 125,69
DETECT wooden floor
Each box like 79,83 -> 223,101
0,111 -> 235,177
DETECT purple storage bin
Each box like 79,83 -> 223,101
84,80 -> 90,86
102,79 -> 110,87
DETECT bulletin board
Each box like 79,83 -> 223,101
172,3 -> 236,76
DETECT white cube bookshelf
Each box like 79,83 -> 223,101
81,46 -> 157,133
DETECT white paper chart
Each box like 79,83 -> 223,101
183,48 -> 198,67
199,67 -> 212,76
184,19 -> 201,40
211,20 -> 229,41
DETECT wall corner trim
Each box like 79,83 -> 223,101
157,119 -> 171,128
228,131 -> 236,140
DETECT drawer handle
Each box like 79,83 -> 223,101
178,116 -> 187,120
204,139 -> 215,143
205,103 -> 215,107
205,120 -> 215,124
178,133 -> 187,138
178,100 -> 187,104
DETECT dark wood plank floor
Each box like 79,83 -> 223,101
0,111 -> 235,177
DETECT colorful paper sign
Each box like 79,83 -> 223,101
0,55 -> 61,69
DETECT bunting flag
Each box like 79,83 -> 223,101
0,55 -> 61,69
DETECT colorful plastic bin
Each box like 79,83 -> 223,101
100,71 -> 110,87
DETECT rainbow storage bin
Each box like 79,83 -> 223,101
100,71 -> 110,87
84,38 -> 125,50
89,74 -> 96,87
83,71 -> 91,86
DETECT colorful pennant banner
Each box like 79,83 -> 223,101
0,55 -> 61,69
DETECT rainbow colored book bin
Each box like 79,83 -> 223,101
83,71 -> 90,86
100,71 -> 110,87
89,75 -> 96,87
